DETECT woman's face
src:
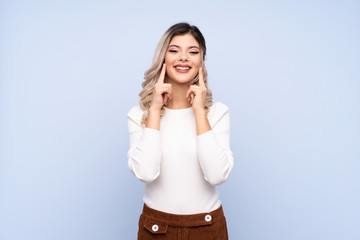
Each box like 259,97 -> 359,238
164,33 -> 203,85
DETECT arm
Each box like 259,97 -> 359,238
194,108 -> 211,135
127,64 -> 171,183
196,105 -> 234,186
185,68 -> 234,185
127,107 -> 161,183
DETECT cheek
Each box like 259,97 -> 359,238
192,66 -> 200,74
192,56 -> 202,67
192,61 -> 201,72
166,65 -> 173,73
164,53 -> 175,63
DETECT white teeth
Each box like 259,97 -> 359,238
175,66 -> 190,70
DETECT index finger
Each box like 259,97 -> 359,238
157,63 -> 166,84
198,67 -> 205,87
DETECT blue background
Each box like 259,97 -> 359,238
1,0 -> 359,239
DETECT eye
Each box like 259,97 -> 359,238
169,49 -> 178,53
190,51 -> 199,54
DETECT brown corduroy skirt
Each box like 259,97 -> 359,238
137,204 -> 228,240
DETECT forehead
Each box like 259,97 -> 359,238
169,33 -> 199,47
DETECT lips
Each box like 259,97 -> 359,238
174,64 -> 191,73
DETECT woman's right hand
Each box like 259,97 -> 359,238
150,63 -> 172,111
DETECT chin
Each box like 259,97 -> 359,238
168,71 -> 197,84
172,76 -> 195,84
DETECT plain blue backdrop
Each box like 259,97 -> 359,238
1,0 -> 359,239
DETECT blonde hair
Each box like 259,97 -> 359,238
139,22 -> 213,127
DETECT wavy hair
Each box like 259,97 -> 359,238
139,22 -> 213,127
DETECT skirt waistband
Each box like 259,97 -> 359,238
141,204 -> 225,228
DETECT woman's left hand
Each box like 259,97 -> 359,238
186,67 -> 207,113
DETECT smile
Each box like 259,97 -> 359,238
174,65 -> 191,73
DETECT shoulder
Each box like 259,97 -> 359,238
207,101 -> 230,126
208,101 -> 230,117
127,105 -> 144,124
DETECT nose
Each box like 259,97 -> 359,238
179,51 -> 188,61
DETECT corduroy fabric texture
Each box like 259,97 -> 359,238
137,204 -> 228,240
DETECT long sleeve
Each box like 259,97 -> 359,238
197,103 -> 234,186
127,106 -> 161,183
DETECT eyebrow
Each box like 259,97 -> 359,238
168,44 -> 200,50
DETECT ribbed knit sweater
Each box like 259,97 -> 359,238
127,101 -> 234,214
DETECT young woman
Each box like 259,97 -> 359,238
127,22 -> 234,240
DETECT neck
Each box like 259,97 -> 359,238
165,79 -> 192,109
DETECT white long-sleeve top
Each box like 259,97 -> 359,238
127,101 -> 234,214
